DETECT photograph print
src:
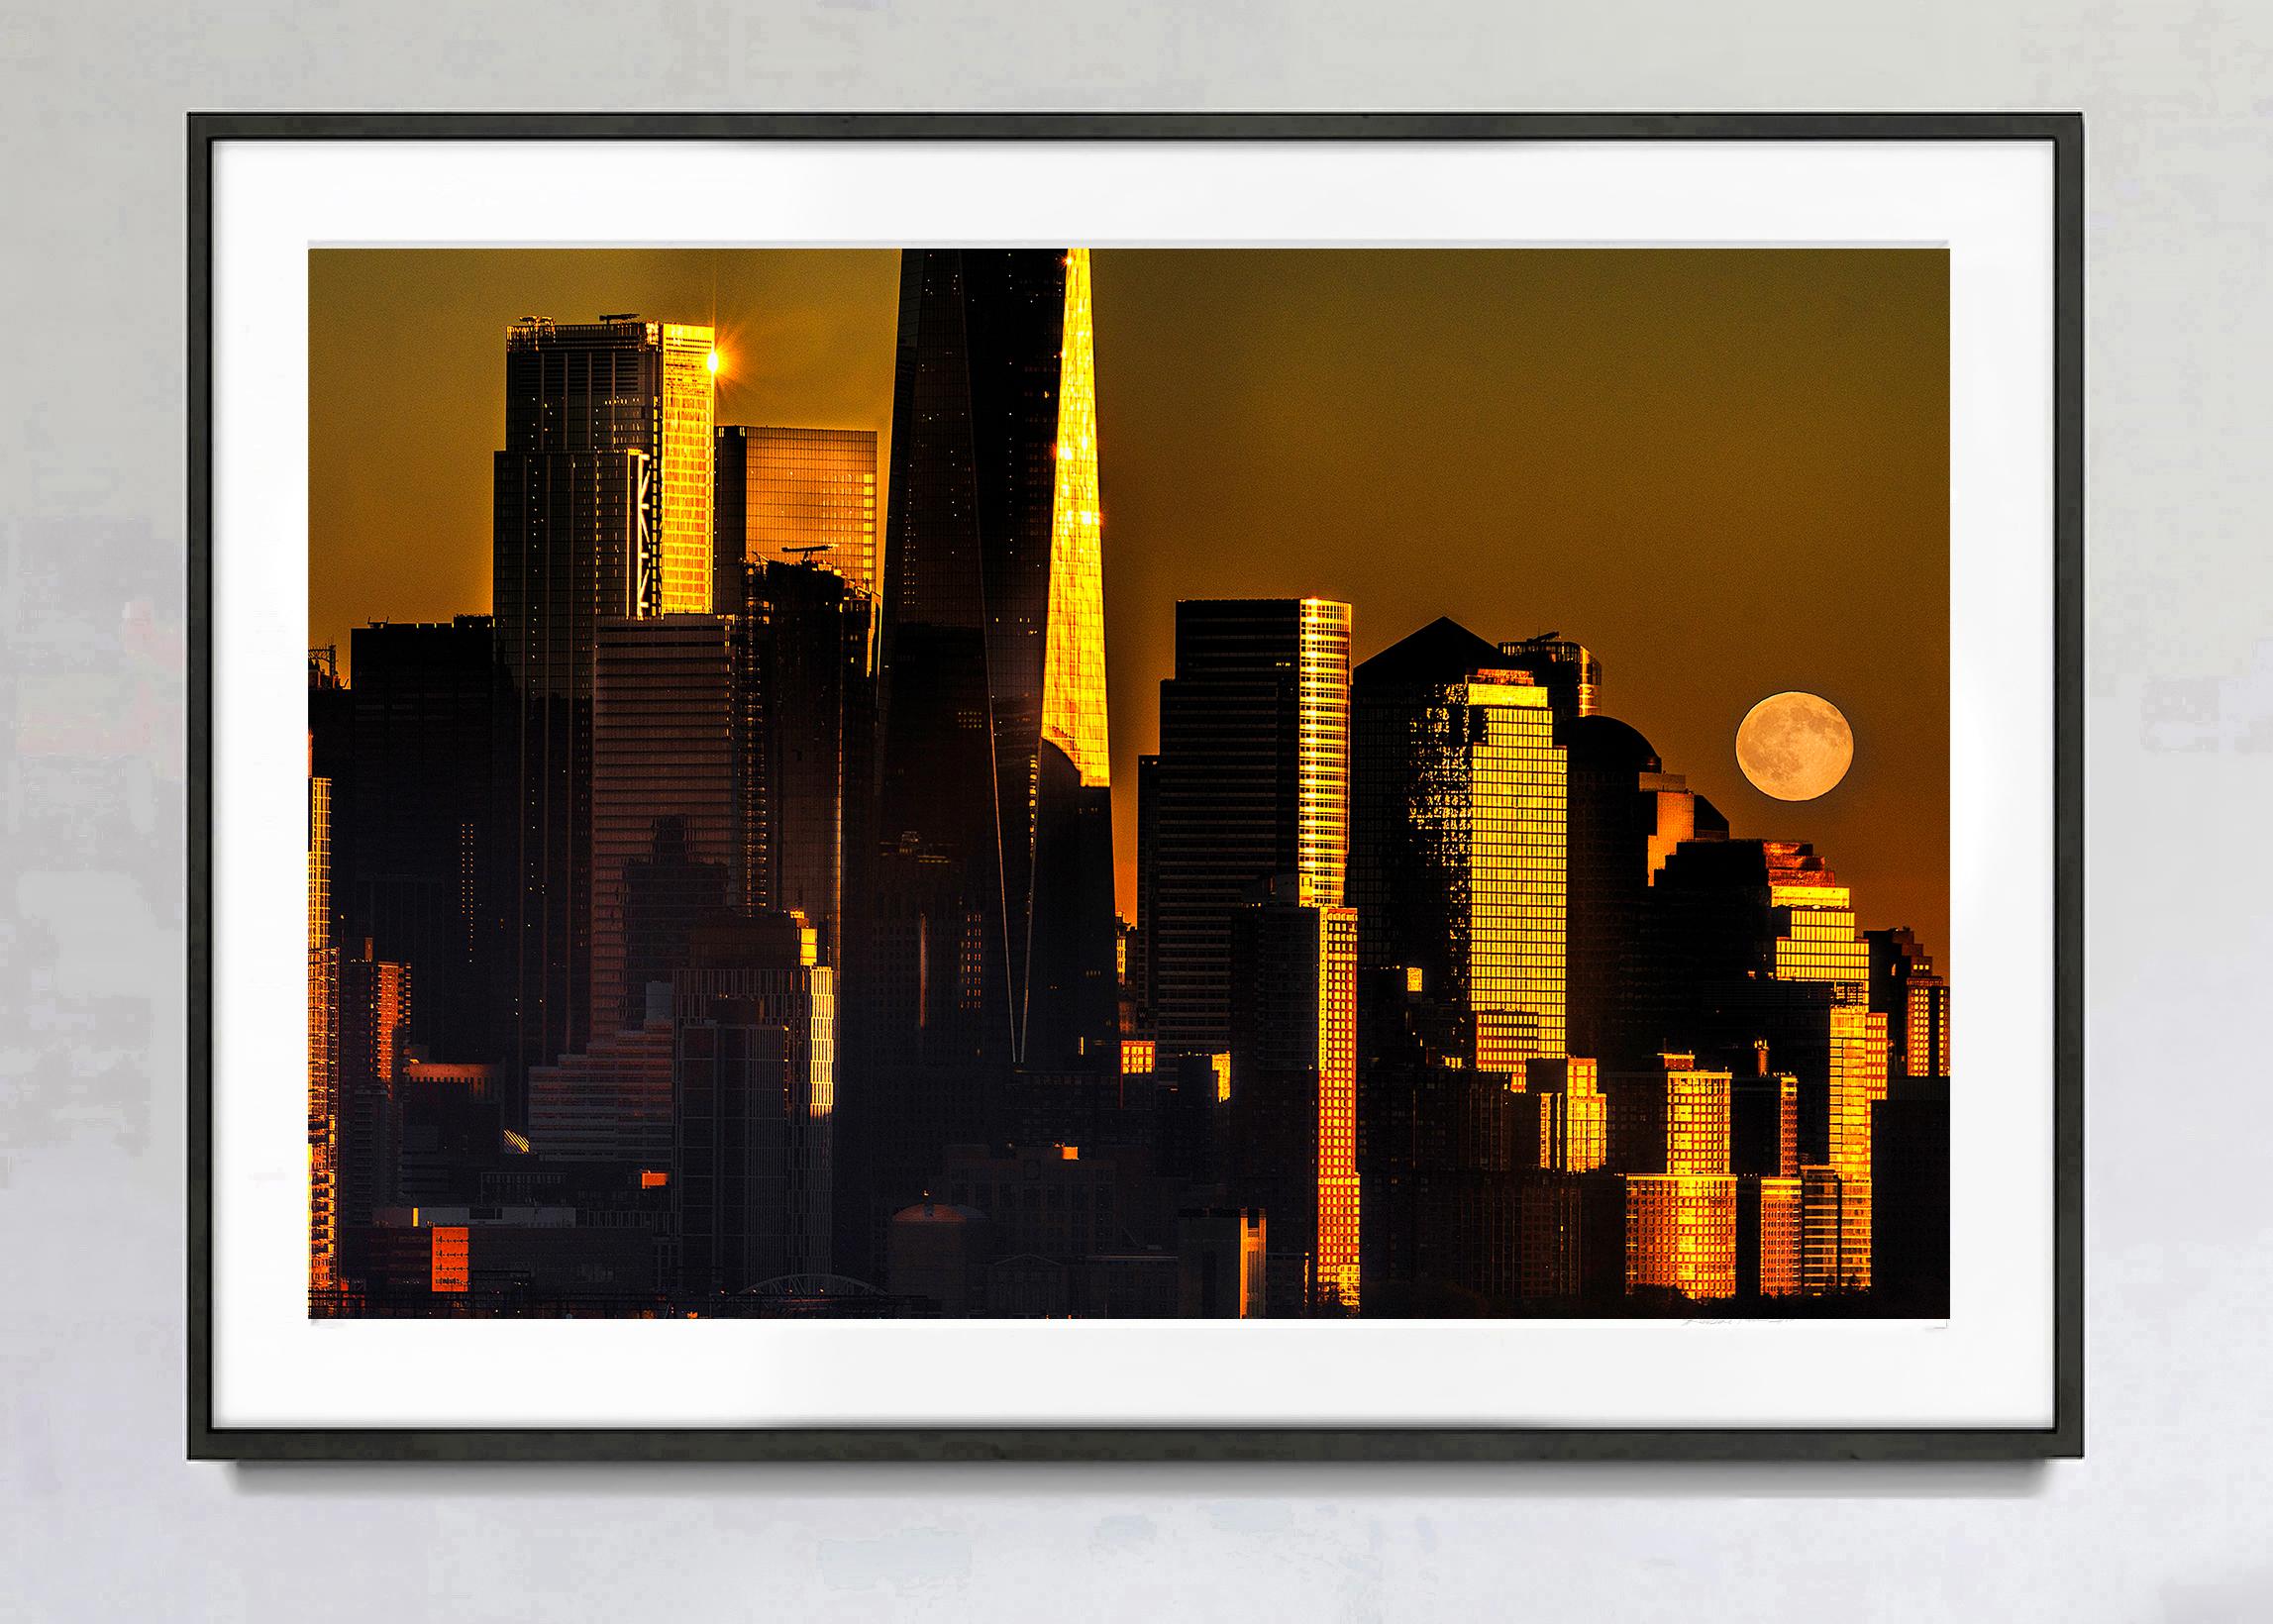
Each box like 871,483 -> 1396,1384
305,243 -> 1951,1324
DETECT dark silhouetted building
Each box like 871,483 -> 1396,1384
1151,598 -> 1352,1057
336,947 -> 410,1278
672,912 -> 836,1293
346,617 -> 499,1066
1872,1074 -> 1950,1311
1178,1207 -> 1268,1318
590,615 -> 735,1036
846,249 -> 1116,1274
492,316 -> 715,1119
729,559 -> 875,963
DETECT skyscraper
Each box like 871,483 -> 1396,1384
346,617 -> 497,1066
492,315 -> 714,1112
672,912 -> 836,1291
504,315 -> 717,616
714,425 -> 879,604
1351,617 -> 1568,1076
307,739 -> 338,1297
1496,634 -> 1601,725
1151,598 -> 1352,1056
1227,873 -> 1360,1313
866,247 -> 1115,1072
728,559 -> 876,963
1645,839 -> 1891,1293
589,615 -> 735,1038
1866,927 -> 1952,1080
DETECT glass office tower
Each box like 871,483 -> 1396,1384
1151,597 -> 1353,1056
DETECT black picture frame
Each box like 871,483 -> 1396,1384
188,111 -> 2084,1463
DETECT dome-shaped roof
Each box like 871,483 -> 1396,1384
1566,713 -> 1661,773
890,1199 -> 986,1225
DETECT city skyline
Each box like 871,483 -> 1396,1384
310,247 -> 1949,953
305,246 -> 1951,1320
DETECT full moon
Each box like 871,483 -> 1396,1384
1736,691 -> 1854,801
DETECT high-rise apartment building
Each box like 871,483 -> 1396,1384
1605,1054 -> 1737,1300
714,426 -> 879,604
1226,873 -> 1360,1313
1151,598 -> 1352,1056
307,744 -> 338,1296
1351,617 -> 1567,1076
589,615 -> 736,1038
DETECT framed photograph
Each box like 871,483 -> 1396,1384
189,113 -> 2081,1461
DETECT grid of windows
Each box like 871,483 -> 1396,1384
1041,248 -> 1111,789
1461,677 -> 1566,1073
1625,1173 -> 1736,1298
1315,904 -> 1361,1311
1297,599 -> 1353,908
727,426 -> 880,600
1757,1175 -> 1803,1296
658,324 -> 718,614
307,770 -> 337,1293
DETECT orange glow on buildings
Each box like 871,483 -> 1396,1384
1610,1054 -> 1737,1300
430,1226 -> 470,1293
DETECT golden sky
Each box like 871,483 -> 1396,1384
311,248 -> 1949,957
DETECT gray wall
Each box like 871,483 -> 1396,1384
3,3 -> 2264,1618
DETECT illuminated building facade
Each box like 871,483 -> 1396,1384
1178,1208 -> 1269,1318
867,247 -> 1116,1073
1737,1173 -> 1804,1298
345,617 -> 496,1066
1152,598 -> 1353,1055
307,748 -> 338,1295
1227,873 -> 1361,1313
1496,634 -> 1601,724
714,425 -> 879,603
1519,1058 -> 1606,1173
336,948 -> 411,1277
848,249 -> 1116,1274
504,315 -> 716,616
1624,1173 -> 1738,1299
1604,1054 -> 1737,1300
1867,926 -> 1953,1079
1351,617 -> 1567,1077
672,913 -> 837,1291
